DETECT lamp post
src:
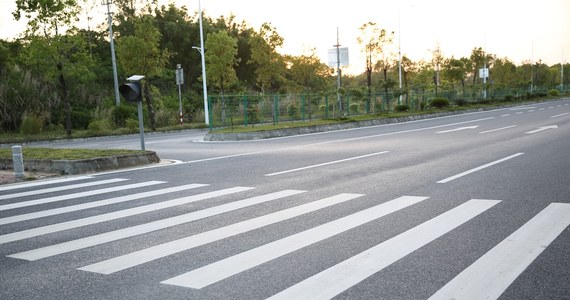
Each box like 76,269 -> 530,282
103,0 -> 120,106
195,0 -> 209,125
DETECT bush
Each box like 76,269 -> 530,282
504,95 -> 514,102
113,105 -> 137,128
430,97 -> 450,108
419,101 -> 429,111
88,119 -> 112,132
20,115 -> 43,135
395,104 -> 410,112
454,99 -> 467,107
349,103 -> 359,113
72,107 -> 93,130
126,118 -> 139,130
548,89 -> 560,97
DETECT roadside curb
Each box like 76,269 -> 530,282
204,109 -> 482,141
0,151 -> 160,175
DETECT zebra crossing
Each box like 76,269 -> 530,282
0,176 -> 568,299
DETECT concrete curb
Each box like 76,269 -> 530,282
0,151 -> 160,175
204,110 -> 479,141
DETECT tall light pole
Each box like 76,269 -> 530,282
398,9 -> 402,105
103,0 -> 120,106
197,0 -> 209,125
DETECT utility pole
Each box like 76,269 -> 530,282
103,0 -> 121,106
333,27 -> 342,114
198,0 -> 209,125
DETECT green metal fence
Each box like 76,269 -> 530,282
207,85 -> 568,129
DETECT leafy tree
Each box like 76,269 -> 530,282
443,57 -> 467,92
358,22 -> 394,103
205,30 -> 239,125
285,51 -> 332,93
249,23 -> 286,93
116,15 -> 170,131
205,30 -> 239,96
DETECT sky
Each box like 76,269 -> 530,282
1,0 -> 569,75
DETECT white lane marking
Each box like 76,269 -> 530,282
436,126 -> 479,134
267,200 -> 500,300
187,117 -> 494,163
515,112 -> 523,115
500,114 -> 511,117
0,176 -> 93,192
551,112 -> 569,118
0,178 -> 128,201
429,203 -> 570,300
80,192 -> 359,274
161,196 -> 430,289
525,125 -> 558,134
0,181 -> 164,212
479,125 -> 517,134
437,153 -> 524,184
1,187 -> 253,246
265,151 -> 389,177
0,184 -> 208,226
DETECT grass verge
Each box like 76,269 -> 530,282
0,148 -> 143,160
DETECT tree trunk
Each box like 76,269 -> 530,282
57,62 -> 72,137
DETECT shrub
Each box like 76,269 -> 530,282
395,104 -> 410,112
454,99 -> 467,106
548,89 -> 560,97
112,105 -> 137,127
72,107 -> 93,130
87,119 -> 112,132
287,104 -> 298,120
419,101 -> 429,111
504,95 -> 514,101
20,114 -> 43,135
126,118 -> 139,130
430,97 -> 450,108
349,103 -> 359,113
155,109 -> 178,128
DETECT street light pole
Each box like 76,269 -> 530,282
103,0 -> 120,106
198,0 -> 209,125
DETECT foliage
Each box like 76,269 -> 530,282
394,104 -> 410,112
0,147 -> 141,160
548,89 -> 560,96
430,97 -> 450,108
20,114 -> 44,135
205,30 -> 239,95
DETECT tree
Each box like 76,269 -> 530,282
116,15 -> 170,131
358,22 -> 394,106
205,30 -> 239,125
443,57 -> 467,92
285,51 -> 332,93
249,23 -> 286,93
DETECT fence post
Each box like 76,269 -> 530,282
273,94 -> 279,124
243,95 -> 248,127
301,94 -> 306,121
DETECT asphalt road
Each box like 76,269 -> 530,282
1,99 -> 569,299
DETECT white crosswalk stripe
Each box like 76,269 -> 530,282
428,202 -> 570,300
266,199 -> 500,300
0,178 -> 567,300
78,193 -> 361,274
7,186 -> 254,260
0,176 -> 93,192
0,180 -> 165,211
0,178 -> 128,201
0,183 -> 208,226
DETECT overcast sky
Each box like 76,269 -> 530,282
2,0 -> 569,74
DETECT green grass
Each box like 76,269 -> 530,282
0,148 -> 143,160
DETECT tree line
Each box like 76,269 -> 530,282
1,0 -> 567,134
